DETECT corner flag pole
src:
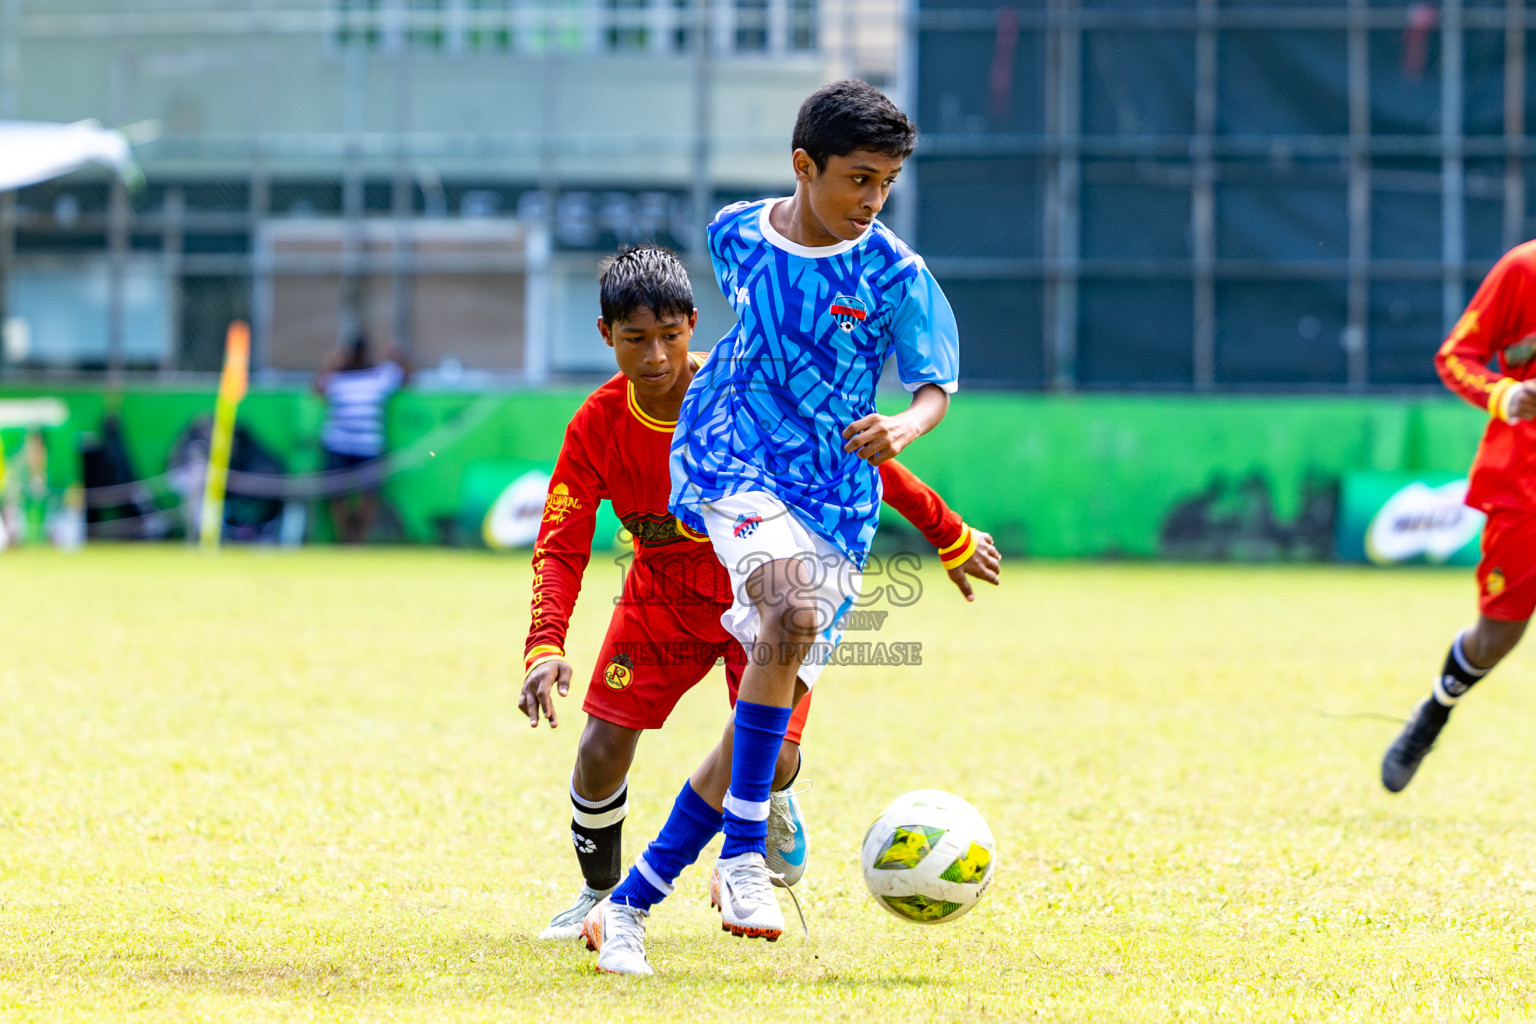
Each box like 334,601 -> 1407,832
199,321 -> 250,552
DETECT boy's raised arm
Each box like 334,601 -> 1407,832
1437,254 -> 1536,422
878,459 -> 966,552
878,459 -> 999,601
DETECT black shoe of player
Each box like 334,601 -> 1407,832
1381,699 -> 1451,793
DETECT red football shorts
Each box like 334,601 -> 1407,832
582,590 -> 813,743
1476,507 -> 1536,621
725,662 -> 813,747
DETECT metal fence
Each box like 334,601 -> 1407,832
915,0 -> 1533,389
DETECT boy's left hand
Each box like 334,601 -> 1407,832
842,412 -> 920,465
946,531 -> 1001,602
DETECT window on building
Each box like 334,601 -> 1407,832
605,0 -> 648,52
787,0 -> 815,52
536,0 -> 588,55
672,0 -> 693,53
734,0 -> 769,52
465,0 -> 514,52
330,0 -> 817,58
408,0 -> 447,50
335,0 -> 385,50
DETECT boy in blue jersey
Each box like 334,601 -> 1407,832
581,80 -> 960,975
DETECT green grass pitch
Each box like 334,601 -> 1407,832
3,546 -> 1536,1021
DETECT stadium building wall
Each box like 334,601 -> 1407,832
0,384 -> 1489,558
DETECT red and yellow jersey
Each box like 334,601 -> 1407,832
1437,240 -> 1536,512
523,355 -> 974,674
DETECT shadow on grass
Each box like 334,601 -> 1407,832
105,936 -> 946,1001
782,972 -> 942,990
14,917 -> 1023,1022
86,929 -> 535,1000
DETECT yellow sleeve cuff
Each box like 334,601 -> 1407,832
940,526 -> 979,572
524,645 -> 566,674
1490,378 -> 1520,423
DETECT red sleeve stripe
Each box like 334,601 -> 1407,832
524,644 -> 566,674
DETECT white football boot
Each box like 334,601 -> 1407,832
538,883 -> 614,940
709,852 -> 785,940
580,899 -> 654,976
765,782 -> 811,888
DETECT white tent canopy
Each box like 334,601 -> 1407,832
0,398 -> 68,429
0,120 -> 135,192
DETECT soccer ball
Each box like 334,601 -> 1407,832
859,789 -> 995,924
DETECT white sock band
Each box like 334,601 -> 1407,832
634,854 -> 675,897
570,776 -> 628,828
1435,631 -> 1490,705
1450,632 -> 1490,678
573,801 -> 628,829
1433,675 -> 1463,706
723,793 -> 770,822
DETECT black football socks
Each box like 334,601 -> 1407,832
774,748 -> 802,793
1430,630 -> 1491,714
1382,631 -> 1490,793
569,777 -> 627,892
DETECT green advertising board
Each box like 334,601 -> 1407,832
457,457 -> 624,552
0,382 -> 1494,560
1336,471 -> 1483,566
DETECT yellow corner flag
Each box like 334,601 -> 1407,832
199,321 -> 250,551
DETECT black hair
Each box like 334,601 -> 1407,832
598,244 -> 695,325
792,80 -> 917,172
342,331 -> 373,371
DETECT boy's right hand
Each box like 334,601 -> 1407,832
946,531 -> 1001,602
518,660 -> 573,728
1508,381 -> 1536,422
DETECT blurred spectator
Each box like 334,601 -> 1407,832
314,334 -> 410,544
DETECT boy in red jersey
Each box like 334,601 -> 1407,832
519,246 -> 999,937
1382,240 -> 1536,792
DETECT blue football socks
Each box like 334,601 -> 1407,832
609,781 -> 724,912
719,699 -> 793,860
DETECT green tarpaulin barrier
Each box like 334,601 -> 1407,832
0,383 -> 1492,558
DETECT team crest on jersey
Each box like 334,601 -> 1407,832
733,513 -> 764,538
1507,335 -> 1536,366
1487,568 -> 1507,597
830,295 -> 868,333
603,653 -> 635,691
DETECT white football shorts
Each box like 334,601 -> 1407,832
699,490 -> 863,689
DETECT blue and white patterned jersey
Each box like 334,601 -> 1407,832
669,197 -> 960,567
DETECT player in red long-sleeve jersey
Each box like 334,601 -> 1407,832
518,246 -> 1000,937
1382,240 -> 1536,791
